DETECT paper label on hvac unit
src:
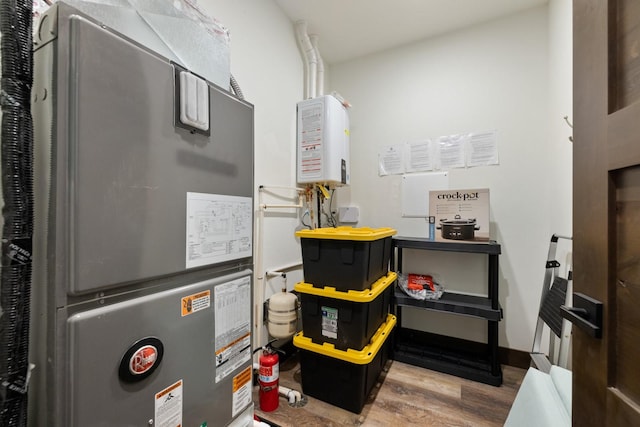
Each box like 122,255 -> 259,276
181,290 -> 211,317
154,379 -> 183,427
321,306 -> 338,339
214,276 -> 252,383
186,193 -> 252,269
216,346 -> 251,384
232,366 -> 252,417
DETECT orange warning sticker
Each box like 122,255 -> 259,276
155,379 -> 183,427
156,379 -> 182,399
233,366 -> 252,393
181,290 -> 211,317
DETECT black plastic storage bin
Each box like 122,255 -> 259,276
295,227 -> 396,292
293,314 -> 396,414
295,272 -> 396,351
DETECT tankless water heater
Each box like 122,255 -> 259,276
296,95 -> 350,186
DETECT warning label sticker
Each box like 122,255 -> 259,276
215,343 -> 251,383
232,367 -> 252,417
214,276 -> 251,383
181,290 -> 211,317
321,306 -> 338,339
298,102 -> 324,180
154,379 -> 183,427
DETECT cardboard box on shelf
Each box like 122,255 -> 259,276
429,188 -> 490,242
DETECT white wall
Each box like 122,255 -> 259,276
544,0 -> 573,363
548,0 -> 573,238
199,0 -> 306,347
194,1 -> 573,353
547,0 -> 573,271
330,5 -> 570,352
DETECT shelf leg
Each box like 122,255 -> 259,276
488,320 -> 500,376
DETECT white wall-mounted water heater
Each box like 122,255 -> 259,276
297,95 -> 350,186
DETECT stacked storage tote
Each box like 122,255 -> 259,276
293,227 -> 397,413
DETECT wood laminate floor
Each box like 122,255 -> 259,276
253,354 -> 526,427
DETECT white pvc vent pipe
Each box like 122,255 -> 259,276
309,34 -> 324,96
295,20 -> 317,99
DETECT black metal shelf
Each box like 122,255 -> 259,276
393,236 -> 501,255
393,329 -> 503,386
394,289 -> 503,321
391,236 -> 503,386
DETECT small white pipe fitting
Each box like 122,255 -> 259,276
266,270 -> 286,278
266,262 -> 302,279
278,385 -> 302,404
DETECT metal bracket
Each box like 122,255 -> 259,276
546,260 -> 561,269
560,293 -> 603,338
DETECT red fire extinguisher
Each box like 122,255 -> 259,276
258,347 -> 279,412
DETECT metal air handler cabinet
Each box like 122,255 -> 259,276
30,3 -> 255,426
391,237 -> 503,386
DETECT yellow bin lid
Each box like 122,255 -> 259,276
295,226 -> 397,241
294,272 -> 397,302
293,314 -> 396,364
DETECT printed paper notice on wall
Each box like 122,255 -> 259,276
186,193 -> 252,269
405,139 -> 435,173
467,130 -> 499,167
436,134 -> 468,169
378,145 -> 404,175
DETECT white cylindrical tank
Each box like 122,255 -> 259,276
267,291 -> 298,339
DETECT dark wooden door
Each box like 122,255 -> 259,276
573,0 -> 640,425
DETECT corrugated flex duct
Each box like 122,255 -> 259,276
0,0 -> 34,425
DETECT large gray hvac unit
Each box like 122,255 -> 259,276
30,2 -> 255,426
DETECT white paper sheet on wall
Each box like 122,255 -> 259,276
378,130 -> 499,176
378,145 -> 404,175
405,139 -> 434,173
467,130 -> 499,167
437,134 -> 468,169
401,171 -> 449,217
